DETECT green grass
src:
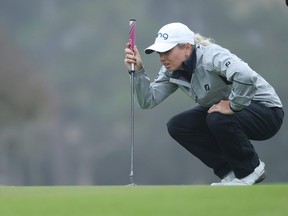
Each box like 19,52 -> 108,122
0,185 -> 287,216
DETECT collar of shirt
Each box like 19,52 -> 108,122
182,47 -> 197,79
170,47 -> 197,83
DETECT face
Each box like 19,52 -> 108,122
158,44 -> 192,71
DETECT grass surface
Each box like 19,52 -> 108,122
0,184 -> 287,216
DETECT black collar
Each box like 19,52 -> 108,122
170,48 -> 196,83
182,47 -> 197,77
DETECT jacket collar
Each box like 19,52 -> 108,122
182,47 -> 197,76
170,47 -> 197,84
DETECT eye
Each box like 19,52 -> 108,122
157,49 -> 172,55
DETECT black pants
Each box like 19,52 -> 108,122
166,102 -> 284,179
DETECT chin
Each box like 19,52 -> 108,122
165,66 -> 175,71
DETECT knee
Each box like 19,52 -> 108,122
166,116 -> 179,138
206,112 -> 230,133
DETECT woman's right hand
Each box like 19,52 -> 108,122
124,42 -> 143,72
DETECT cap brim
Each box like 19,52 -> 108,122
144,43 -> 177,54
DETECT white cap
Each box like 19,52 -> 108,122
145,23 -> 195,54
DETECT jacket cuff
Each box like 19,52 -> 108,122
229,103 -> 241,112
130,67 -> 145,77
128,66 -> 144,75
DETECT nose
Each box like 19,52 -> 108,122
159,53 -> 166,63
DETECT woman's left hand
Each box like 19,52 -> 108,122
208,100 -> 234,115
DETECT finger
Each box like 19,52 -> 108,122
207,107 -> 213,113
126,42 -> 136,53
126,42 -> 131,49
124,54 -> 136,64
125,47 -> 134,55
125,54 -> 136,62
207,104 -> 217,113
124,56 -> 136,63
133,46 -> 139,55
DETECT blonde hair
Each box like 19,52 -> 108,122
194,33 -> 214,46
177,33 -> 214,49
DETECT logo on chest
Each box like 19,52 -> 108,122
204,84 -> 210,91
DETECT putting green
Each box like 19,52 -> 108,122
0,185 -> 287,216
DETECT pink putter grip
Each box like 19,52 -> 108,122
129,19 -> 136,71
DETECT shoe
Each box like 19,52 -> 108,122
211,171 -> 235,186
211,160 -> 266,186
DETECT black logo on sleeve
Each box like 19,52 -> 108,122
225,61 -> 231,67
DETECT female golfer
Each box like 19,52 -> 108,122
124,22 -> 284,185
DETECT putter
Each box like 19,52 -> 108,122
128,19 -> 136,186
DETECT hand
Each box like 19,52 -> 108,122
208,100 -> 235,115
124,42 -> 143,72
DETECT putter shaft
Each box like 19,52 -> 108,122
130,70 -> 135,185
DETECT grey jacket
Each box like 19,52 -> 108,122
134,43 -> 282,111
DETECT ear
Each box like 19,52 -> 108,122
184,43 -> 192,50
185,43 -> 193,55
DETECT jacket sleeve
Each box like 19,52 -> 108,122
207,46 -> 257,111
133,67 -> 178,109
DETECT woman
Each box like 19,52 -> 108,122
124,22 -> 284,185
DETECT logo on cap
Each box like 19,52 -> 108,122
157,32 -> 169,40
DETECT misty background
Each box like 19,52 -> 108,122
0,0 -> 287,185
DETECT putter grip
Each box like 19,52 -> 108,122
129,19 -> 136,71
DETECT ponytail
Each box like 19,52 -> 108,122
194,33 -> 214,46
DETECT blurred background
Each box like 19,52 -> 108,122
0,0 -> 287,185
